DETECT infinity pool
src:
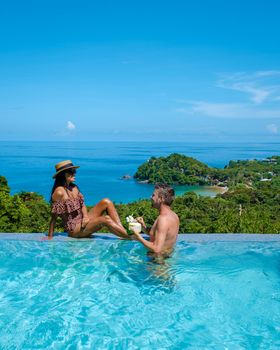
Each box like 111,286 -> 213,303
0,236 -> 280,349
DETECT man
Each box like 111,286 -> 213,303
131,184 -> 179,257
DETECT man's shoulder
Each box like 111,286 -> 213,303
156,214 -> 170,226
157,210 -> 179,228
160,208 -> 178,219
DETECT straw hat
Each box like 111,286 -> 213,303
52,160 -> 80,178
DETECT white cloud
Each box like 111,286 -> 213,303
232,85 -> 269,104
217,71 -> 280,105
67,121 -> 76,130
175,70 -> 280,120
191,102 -> 246,118
255,70 -> 280,77
266,124 -> 278,134
176,101 -> 280,119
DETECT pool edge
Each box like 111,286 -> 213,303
0,233 -> 280,242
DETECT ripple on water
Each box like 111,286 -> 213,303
0,240 -> 280,349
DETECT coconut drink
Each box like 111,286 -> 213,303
126,215 -> 142,234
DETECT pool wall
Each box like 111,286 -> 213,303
1,233 -> 280,242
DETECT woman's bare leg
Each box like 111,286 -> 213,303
71,198 -> 131,239
74,215 -> 129,239
89,198 -> 124,226
70,198 -> 129,239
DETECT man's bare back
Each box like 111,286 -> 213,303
131,184 -> 180,257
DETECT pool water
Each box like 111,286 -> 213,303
0,239 -> 280,349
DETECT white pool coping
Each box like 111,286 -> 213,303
0,233 -> 280,242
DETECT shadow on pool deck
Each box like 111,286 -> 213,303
0,232 -> 280,242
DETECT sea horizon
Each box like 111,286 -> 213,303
0,140 -> 279,204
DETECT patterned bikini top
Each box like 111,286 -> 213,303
51,192 -> 85,233
51,192 -> 84,215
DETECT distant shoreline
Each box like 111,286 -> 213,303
1,142 -> 279,204
210,185 -> 229,195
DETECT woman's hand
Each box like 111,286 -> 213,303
48,214 -> 57,240
41,236 -> 53,241
82,216 -> 90,229
44,230 -> 54,240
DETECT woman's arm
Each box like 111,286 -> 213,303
81,204 -> 89,228
47,188 -> 64,239
48,213 -> 57,239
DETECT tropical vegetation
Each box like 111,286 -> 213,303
0,154 -> 279,233
134,153 -> 280,188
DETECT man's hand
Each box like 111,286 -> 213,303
136,217 -> 145,227
136,216 -> 150,235
131,230 -> 142,241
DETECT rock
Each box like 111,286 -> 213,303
121,174 -> 132,180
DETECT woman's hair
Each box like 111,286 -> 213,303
50,170 -> 78,203
155,183 -> 175,206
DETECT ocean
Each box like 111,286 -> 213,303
0,141 -> 279,204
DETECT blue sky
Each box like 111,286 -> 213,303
0,0 -> 280,142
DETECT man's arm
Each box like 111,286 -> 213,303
136,217 -> 155,241
132,216 -> 168,254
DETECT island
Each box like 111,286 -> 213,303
0,154 -> 279,234
134,153 -> 279,189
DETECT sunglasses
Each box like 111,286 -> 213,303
67,169 -> 77,175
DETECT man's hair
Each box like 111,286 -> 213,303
154,183 -> 175,206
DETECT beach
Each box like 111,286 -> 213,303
210,185 -> 229,195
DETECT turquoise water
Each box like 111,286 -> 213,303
0,141 -> 279,204
1,239 -> 280,349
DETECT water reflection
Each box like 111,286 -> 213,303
144,257 -> 177,294
119,247 -> 178,294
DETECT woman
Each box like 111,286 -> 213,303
48,160 -> 130,239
